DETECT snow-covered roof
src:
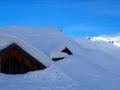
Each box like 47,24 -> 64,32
0,35 -> 52,67
0,41 -> 12,51
0,26 -> 81,66
0,26 -> 80,56
52,45 -> 71,52
50,52 -> 69,59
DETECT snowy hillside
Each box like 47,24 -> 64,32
91,35 -> 120,47
0,26 -> 120,90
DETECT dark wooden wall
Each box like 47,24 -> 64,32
0,44 -> 46,74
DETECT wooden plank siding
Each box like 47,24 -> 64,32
0,43 -> 46,74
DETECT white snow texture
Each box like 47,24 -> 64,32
0,26 -> 120,90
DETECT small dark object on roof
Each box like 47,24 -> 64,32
61,47 -> 72,55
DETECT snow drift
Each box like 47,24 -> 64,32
0,26 -> 120,90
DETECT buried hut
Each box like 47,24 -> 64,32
0,27 -> 74,75
50,46 -> 73,61
0,35 -> 52,74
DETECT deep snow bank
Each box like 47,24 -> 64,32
0,26 -> 120,90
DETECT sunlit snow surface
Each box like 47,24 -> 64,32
0,66 -> 79,90
0,27 -> 120,90
91,36 -> 120,47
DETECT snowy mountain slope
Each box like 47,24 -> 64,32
76,37 -> 120,75
56,51 -> 120,90
0,26 -> 120,90
91,35 -> 120,43
90,35 -> 120,60
76,36 -> 120,60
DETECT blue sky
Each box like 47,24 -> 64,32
0,0 -> 120,37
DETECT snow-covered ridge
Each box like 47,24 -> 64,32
90,35 -> 120,47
